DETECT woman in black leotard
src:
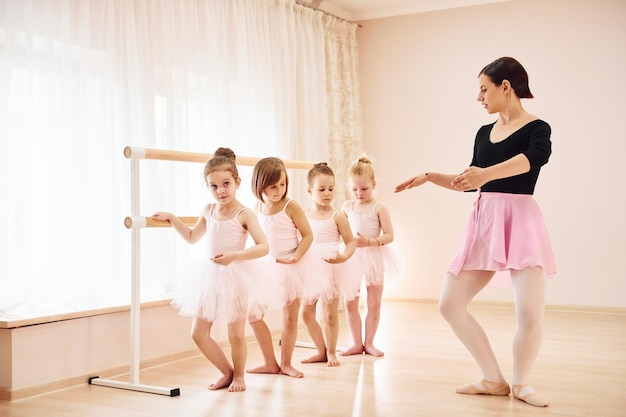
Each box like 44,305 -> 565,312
395,57 -> 555,407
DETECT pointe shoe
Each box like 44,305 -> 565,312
456,379 -> 510,396
512,384 -> 549,407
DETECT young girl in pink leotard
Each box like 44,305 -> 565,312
246,157 -> 330,378
301,162 -> 356,367
340,157 -> 403,357
152,147 -> 270,393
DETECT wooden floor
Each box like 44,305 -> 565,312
1,301 -> 625,417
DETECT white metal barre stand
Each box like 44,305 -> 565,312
89,154 -> 180,397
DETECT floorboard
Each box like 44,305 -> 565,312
1,301 -> 625,417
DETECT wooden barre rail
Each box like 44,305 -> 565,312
123,147 -> 316,230
123,146 -> 314,170
124,216 -> 198,229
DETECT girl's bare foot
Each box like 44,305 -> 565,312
208,374 -> 233,390
301,352 -> 327,364
228,376 -> 246,392
246,363 -> 281,374
364,344 -> 384,357
280,364 -> 304,378
327,353 -> 340,367
339,345 -> 365,356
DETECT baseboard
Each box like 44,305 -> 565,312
2,299 -> 622,402
4,298 -> 624,330
0,349 -> 201,402
0,327 -> 284,403
382,297 -> 626,315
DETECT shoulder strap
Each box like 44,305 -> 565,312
233,207 -> 250,225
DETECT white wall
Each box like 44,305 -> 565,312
357,0 -> 626,308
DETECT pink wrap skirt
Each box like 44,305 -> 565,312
448,191 -> 556,288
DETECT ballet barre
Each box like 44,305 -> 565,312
91,146 -> 316,397
124,216 -> 198,229
123,146 -> 314,170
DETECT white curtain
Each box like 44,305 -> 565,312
0,0 -> 332,317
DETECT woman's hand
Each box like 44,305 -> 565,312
451,166 -> 489,191
394,173 -> 429,193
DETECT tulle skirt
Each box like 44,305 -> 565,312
171,258 -> 281,324
303,242 -> 360,304
256,247 -> 332,306
341,244 -> 404,301
448,192 -> 557,288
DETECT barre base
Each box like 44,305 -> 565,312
88,376 -> 180,397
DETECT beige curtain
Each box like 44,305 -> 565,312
322,16 -> 363,205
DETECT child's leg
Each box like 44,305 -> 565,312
323,297 -> 340,366
301,300 -> 327,363
340,296 -> 364,355
190,316 -> 233,390
280,299 -> 304,378
363,284 -> 384,357
247,317 -> 280,374
227,318 -> 247,392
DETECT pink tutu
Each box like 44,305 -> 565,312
305,242 -> 361,304
341,244 -> 404,300
171,257 -> 280,324
258,248 -> 333,306
448,191 -> 557,288
333,249 -> 366,303
247,260 -> 283,321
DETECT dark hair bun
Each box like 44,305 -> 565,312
214,147 -> 236,160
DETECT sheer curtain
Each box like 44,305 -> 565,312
323,16 -> 363,206
0,0 -> 338,317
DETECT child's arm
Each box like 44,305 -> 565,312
152,206 -> 208,244
327,211 -> 356,264
211,208 -> 269,265
279,200 -> 313,264
340,200 -> 368,248
371,203 -> 394,246
339,200 -> 350,214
